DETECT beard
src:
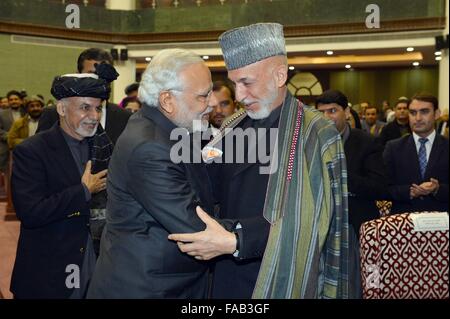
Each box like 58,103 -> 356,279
210,114 -> 225,128
172,98 -> 210,133
76,119 -> 99,137
29,111 -> 43,120
243,81 -> 278,120
246,101 -> 272,120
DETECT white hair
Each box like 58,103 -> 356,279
138,48 -> 204,107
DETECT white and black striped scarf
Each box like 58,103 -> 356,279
88,124 -> 114,210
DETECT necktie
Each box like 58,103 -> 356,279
418,137 -> 428,178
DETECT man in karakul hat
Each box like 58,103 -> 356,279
10,63 -> 117,299
169,23 -> 359,298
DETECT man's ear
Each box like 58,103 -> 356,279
159,91 -> 174,114
273,64 -> 288,88
434,108 -> 441,120
56,101 -> 65,117
345,107 -> 351,119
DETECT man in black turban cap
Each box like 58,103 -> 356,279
10,70 -> 115,299
51,71 -> 113,139
37,48 -> 131,145
49,65 -> 119,258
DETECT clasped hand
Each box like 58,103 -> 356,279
168,206 -> 237,260
410,178 -> 439,198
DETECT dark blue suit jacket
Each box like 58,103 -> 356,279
383,134 -> 449,214
344,128 -> 389,232
10,124 -> 91,299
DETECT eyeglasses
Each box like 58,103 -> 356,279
169,88 -> 212,103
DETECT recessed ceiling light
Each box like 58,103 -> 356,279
412,61 -> 420,66
345,64 -> 351,69
435,56 -> 442,61
326,50 -> 334,55
406,47 -> 414,52
288,66 -> 295,70
202,55 -> 209,60
145,57 -> 152,62
435,51 -> 442,56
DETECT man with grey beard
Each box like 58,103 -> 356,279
87,48 -> 215,298
10,71 -> 113,299
169,23 -> 356,299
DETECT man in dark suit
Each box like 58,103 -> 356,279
87,49 -> 216,299
378,97 -> 411,146
37,48 -> 130,145
37,49 -> 130,254
10,72 -> 113,298
316,90 -> 389,233
361,105 -> 386,137
384,93 -> 448,214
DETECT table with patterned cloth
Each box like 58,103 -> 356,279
360,211 -> 449,299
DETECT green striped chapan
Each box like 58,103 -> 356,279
252,92 -> 353,299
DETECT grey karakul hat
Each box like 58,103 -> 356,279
219,23 -> 286,70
